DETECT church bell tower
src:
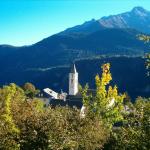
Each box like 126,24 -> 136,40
69,64 -> 78,95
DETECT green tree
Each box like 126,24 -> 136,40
23,82 -> 40,98
138,34 -> 150,75
0,83 -> 24,150
0,83 -> 109,150
0,83 -> 43,150
40,107 -> 109,150
105,97 -> 150,150
16,106 -> 108,150
81,63 -> 125,129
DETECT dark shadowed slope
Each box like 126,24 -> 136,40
0,28 -> 148,72
0,57 -> 149,100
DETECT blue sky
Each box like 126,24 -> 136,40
1,0 -> 150,46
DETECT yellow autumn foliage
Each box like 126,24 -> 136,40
82,63 -> 125,128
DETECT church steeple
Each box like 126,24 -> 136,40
70,63 -> 77,73
69,63 -> 78,95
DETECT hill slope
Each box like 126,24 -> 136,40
0,7 -> 150,72
0,6 -> 150,99
0,28 -> 148,72
0,57 -> 149,100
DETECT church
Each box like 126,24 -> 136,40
41,63 -> 83,108
39,63 -> 114,114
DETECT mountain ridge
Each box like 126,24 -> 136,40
0,28 -> 148,73
60,6 -> 150,36
0,7 -> 150,81
0,6 -> 150,47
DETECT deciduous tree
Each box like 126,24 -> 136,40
81,63 -> 125,129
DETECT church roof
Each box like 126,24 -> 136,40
48,90 -> 96,109
49,96 -> 83,109
70,63 -> 77,73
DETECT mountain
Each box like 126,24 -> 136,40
61,7 -> 150,35
0,28 -> 148,72
0,7 -> 150,72
0,6 -> 150,99
0,57 -> 149,100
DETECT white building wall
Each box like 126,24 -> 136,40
69,72 -> 78,95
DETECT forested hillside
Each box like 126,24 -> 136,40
0,64 -> 149,150
1,56 -> 149,100
0,28 -> 148,73
0,7 -> 150,89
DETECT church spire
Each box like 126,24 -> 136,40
70,63 -> 77,73
69,63 -> 78,95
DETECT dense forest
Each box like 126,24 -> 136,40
0,63 -> 149,150
1,56 -> 149,101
